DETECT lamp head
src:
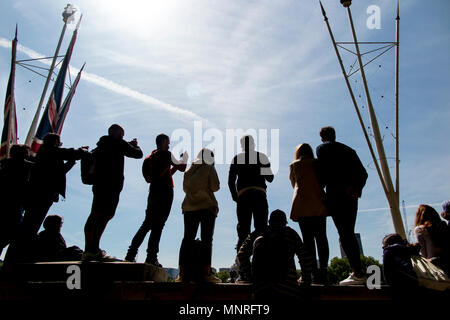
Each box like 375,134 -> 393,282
340,0 -> 352,8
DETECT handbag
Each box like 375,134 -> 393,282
410,255 -> 450,291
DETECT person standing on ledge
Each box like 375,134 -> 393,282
82,124 -> 143,262
316,126 -> 368,286
125,134 -> 187,267
228,135 -> 274,254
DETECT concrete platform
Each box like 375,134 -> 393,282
2,261 -> 169,283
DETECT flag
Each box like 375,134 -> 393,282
31,25 -> 78,154
56,63 -> 85,135
0,26 -> 18,160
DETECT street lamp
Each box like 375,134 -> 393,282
340,0 -> 352,8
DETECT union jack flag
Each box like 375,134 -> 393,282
0,27 -> 18,160
31,26 -> 79,154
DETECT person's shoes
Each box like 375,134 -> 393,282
124,249 -> 137,262
175,274 -> 184,282
124,255 -> 136,262
82,250 -> 121,262
339,273 -> 366,286
298,276 -> 312,287
204,273 -> 222,283
235,275 -> 251,284
145,258 -> 162,268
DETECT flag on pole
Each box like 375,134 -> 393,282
56,63 -> 85,135
31,23 -> 79,154
0,26 -> 18,160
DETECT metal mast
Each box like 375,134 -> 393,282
321,0 -> 406,238
24,4 -> 77,146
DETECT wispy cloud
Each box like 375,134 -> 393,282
0,37 -> 209,124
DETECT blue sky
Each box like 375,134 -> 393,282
1,0 -> 449,269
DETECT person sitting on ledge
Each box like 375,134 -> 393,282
35,215 -> 83,262
236,209 -> 314,299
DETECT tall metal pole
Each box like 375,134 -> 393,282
395,0 -> 400,211
319,2 -> 390,201
342,1 -> 406,238
25,5 -> 76,146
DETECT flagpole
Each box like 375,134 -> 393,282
8,25 -> 18,156
24,5 -> 76,146
395,0 -> 400,211
319,2 -> 390,200
341,0 -> 406,238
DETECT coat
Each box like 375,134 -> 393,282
289,157 -> 327,221
182,159 -> 220,215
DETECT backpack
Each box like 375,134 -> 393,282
142,154 -> 153,183
80,148 -> 98,185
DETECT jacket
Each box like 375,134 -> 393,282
289,157 -> 327,220
31,144 -> 85,198
94,135 -> 143,188
182,159 -> 220,215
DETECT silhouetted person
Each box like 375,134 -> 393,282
316,126 -> 368,285
289,143 -> 329,285
35,215 -> 83,261
228,135 -> 274,254
441,200 -> 450,234
0,145 -> 33,258
83,124 -> 143,262
6,133 -> 86,263
382,233 -> 419,289
176,148 -> 220,283
237,210 -> 314,299
125,134 -> 187,267
414,204 -> 450,275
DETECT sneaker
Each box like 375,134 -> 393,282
82,250 -> 120,262
124,256 -> 136,263
175,274 -> 184,283
339,273 -> 366,286
235,276 -> 251,284
204,274 -> 222,283
145,259 -> 163,268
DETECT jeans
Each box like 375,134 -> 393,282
328,194 -> 362,275
128,185 -> 173,261
178,209 -> 216,267
236,189 -> 268,253
298,216 -> 329,270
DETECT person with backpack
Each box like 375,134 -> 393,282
289,143 -> 329,285
125,133 -> 187,267
175,148 -> 221,283
228,135 -> 274,254
316,126 -> 368,286
82,124 -> 143,262
237,210 -> 314,299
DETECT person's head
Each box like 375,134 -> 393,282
156,134 -> 170,151
294,143 -> 314,160
9,144 -> 29,160
414,204 -> 442,228
320,126 -> 336,142
196,148 -> 214,165
382,233 -> 406,249
43,133 -> 61,147
441,200 -> 450,221
43,215 -> 63,233
108,124 -> 125,140
269,209 -> 287,230
240,135 -> 255,152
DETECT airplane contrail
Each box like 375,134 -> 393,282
0,37 -> 209,124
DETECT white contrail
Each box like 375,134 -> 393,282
359,202 -> 443,213
0,37 -> 209,123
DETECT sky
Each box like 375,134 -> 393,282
0,0 -> 449,270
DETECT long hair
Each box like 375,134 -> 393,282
294,143 -> 314,161
415,204 -> 447,247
